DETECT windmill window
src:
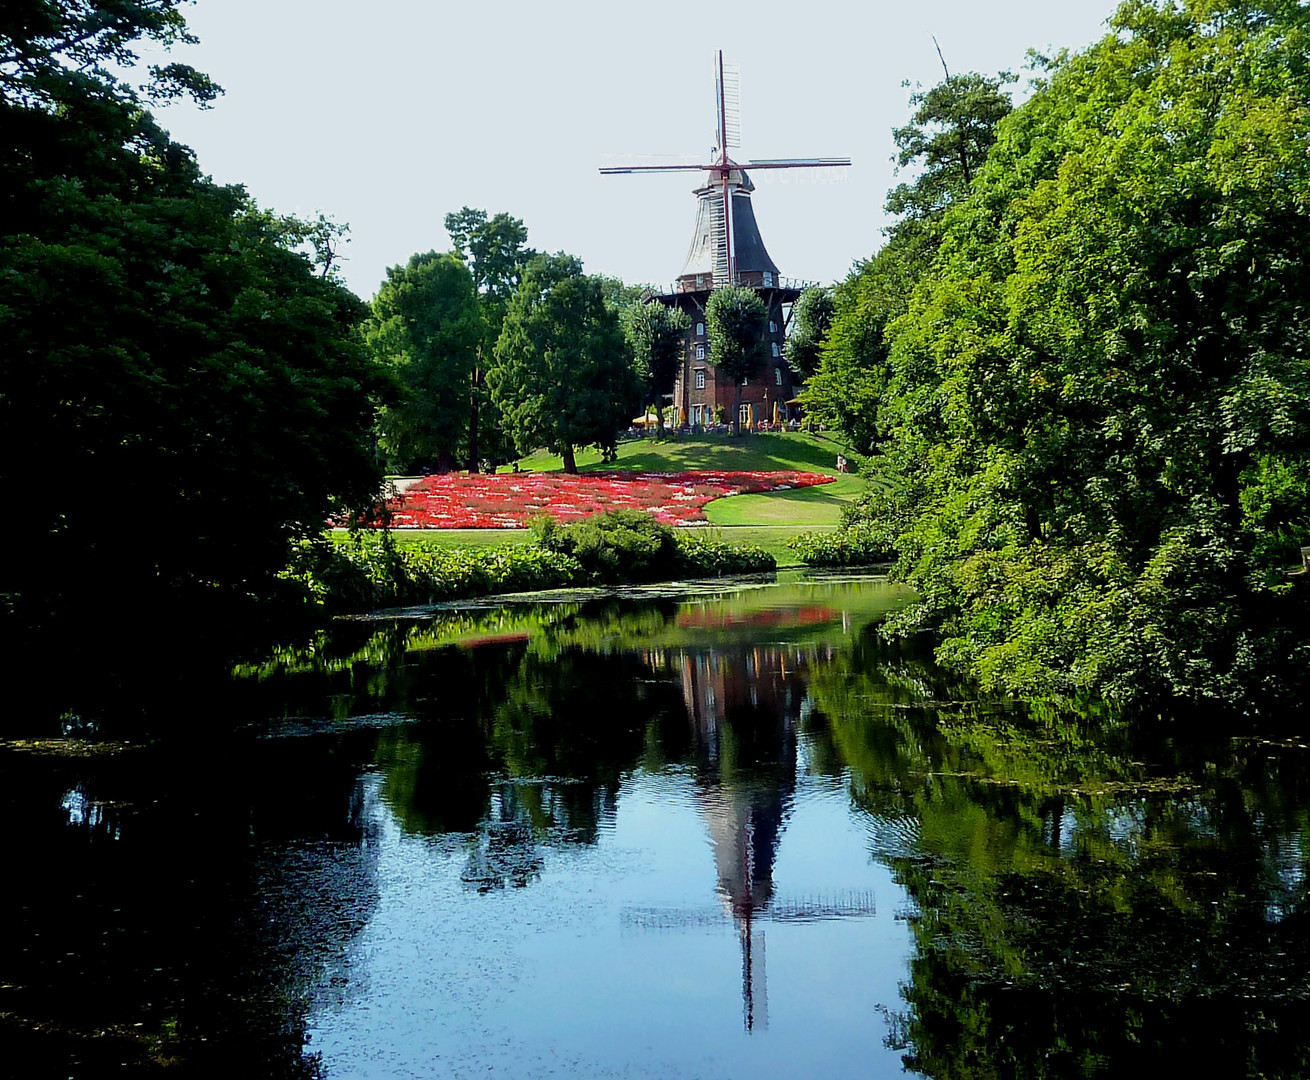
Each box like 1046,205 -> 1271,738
771,343 -> 780,357
775,367 -> 783,385
742,375 -> 749,386
769,320 -> 777,333
695,369 -> 706,389
763,272 -> 773,287
696,322 -> 704,337
695,345 -> 705,360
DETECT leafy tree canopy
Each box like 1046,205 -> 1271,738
624,302 -> 690,432
705,286 -> 768,434
489,253 -> 639,472
1,0 -> 386,645
444,207 -> 536,308
801,70 -> 1012,452
783,286 -> 834,381
1,0 -> 221,108
365,251 -> 484,473
860,0 -> 1310,706
443,207 -> 537,470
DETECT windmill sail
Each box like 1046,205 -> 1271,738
710,185 -> 729,283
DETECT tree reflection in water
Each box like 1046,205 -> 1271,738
806,633 -> 1310,1078
11,576 -> 1310,1077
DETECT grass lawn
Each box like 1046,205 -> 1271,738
516,430 -> 856,477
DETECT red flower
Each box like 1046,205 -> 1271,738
375,470 -> 834,529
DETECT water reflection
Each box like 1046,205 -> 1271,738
9,574 -> 1310,1077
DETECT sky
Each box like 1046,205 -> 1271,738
145,0 -> 1122,300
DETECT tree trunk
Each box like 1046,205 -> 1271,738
562,445 -> 577,474
653,401 -> 664,437
466,365 -> 481,472
733,382 -> 743,436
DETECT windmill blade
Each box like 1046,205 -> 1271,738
722,61 -> 741,151
744,158 -> 853,169
711,184 -> 729,285
713,50 -> 725,154
621,890 -> 877,930
599,164 -> 716,175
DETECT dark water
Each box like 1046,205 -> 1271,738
6,572 -> 1310,1078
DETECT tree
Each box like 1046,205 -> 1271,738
783,286 -> 834,381
800,69 -> 1012,453
858,0 -> 1310,705
0,1 -> 385,646
705,286 -> 769,434
624,302 -> 691,434
365,252 -> 484,473
489,253 -> 638,473
884,70 -> 1014,240
0,0 -> 222,111
444,207 -> 537,470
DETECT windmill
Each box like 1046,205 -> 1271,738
619,646 -> 878,1033
600,51 -> 850,290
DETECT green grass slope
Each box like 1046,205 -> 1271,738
517,431 -> 852,476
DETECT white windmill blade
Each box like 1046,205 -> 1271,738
722,61 -> 741,151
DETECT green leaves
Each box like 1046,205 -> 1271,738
623,301 -> 689,426
857,0 -> 1310,705
365,251 -> 483,472
489,253 -> 638,470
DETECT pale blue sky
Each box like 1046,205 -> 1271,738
149,0 -> 1121,299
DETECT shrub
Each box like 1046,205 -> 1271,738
789,525 -> 893,567
284,534 -> 584,611
532,509 -> 684,583
674,533 -> 775,576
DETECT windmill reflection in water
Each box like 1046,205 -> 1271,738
623,645 -> 877,1031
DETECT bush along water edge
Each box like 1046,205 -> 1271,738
285,511 -> 776,613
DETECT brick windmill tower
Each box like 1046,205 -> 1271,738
601,52 -> 850,430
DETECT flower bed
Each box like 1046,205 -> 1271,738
385,470 -> 834,529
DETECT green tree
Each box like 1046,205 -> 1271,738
782,286 -> 834,381
861,0 -> 1310,705
444,207 -> 537,470
366,251 -> 484,473
705,286 -> 768,434
489,253 -> 638,473
0,1 -> 385,641
801,70 -> 1012,454
624,302 -> 691,434
884,70 -> 1014,240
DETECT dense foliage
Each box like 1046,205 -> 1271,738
443,207 -> 536,469
624,301 -> 691,432
292,514 -> 775,610
782,286 -> 834,381
532,510 -> 775,583
288,535 -> 583,611
856,0 -> 1310,705
705,286 -> 769,434
489,253 -> 639,473
1,0 -> 385,635
788,524 -> 893,567
801,71 -> 1012,453
366,251 -> 483,473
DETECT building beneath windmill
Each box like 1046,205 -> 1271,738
601,52 -> 847,431
659,165 -> 811,430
